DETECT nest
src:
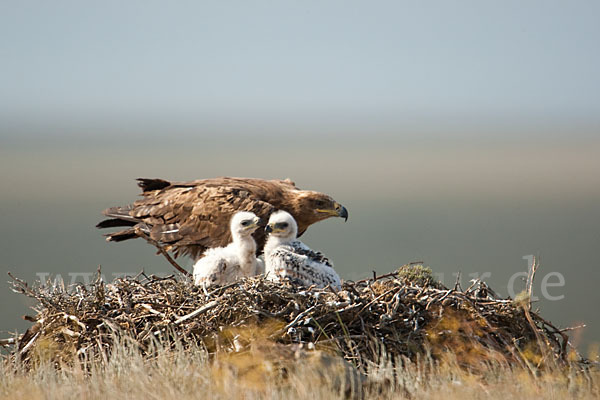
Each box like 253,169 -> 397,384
7,265 -> 573,372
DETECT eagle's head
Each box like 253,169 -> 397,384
293,191 -> 348,226
265,210 -> 298,241
230,211 -> 260,238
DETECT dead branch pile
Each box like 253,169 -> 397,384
7,267 -> 573,371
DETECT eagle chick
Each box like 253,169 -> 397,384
264,211 -> 341,290
193,211 -> 264,287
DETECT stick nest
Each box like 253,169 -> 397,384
7,266 -> 574,372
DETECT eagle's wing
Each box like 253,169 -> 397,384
98,178 -> 280,259
290,241 -> 334,268
268,241 -> 341,290
266,244 -> 308,283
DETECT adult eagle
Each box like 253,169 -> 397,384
96,177 -> 348,260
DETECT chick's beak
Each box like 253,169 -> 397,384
335,202 -> 349,222
265,224 -> 273,233
247,221 -> 259,231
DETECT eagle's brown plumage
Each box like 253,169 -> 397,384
97,177 -> 348,260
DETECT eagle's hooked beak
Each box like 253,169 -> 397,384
335,202 -> 349,222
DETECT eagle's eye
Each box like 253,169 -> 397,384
315,200 -> 326,208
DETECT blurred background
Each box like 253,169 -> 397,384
1,1 -> 598,354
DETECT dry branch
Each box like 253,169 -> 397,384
134,228 -> 191,277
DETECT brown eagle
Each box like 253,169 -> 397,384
96,177 -> 348,260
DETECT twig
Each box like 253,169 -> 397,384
526,255 -> 539,309
174,300 -> 219,325
536,313 -> 570,360
454,271 -> 462,291
354,262 -> 424,284
140,303 -> 168,319
464,278 -> 480,294
0,337 -> 17,346
356,271 -> 398,284
8,272 -> 34,297
19,332 -> 40,355
559,324 -> 586,332
207,281 -> 241,297
134,228 -> 191,277
349,287 -> 398,325
281,305 -> 316,334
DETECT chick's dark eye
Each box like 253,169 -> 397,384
277,222 -> 288,229
241,220 -> 250,226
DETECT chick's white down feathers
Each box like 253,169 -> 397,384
193,211 -> 263,286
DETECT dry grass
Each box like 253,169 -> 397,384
1,337 -> 598,400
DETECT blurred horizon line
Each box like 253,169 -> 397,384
3,112 -> 600,145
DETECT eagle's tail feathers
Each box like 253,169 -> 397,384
101,205 -> 137,219
96,218 -> 137,229
136,178 -> 171,193
104,228 -> 137,242
104,223 -> 151,242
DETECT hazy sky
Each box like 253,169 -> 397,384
1,1 -> 599,131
